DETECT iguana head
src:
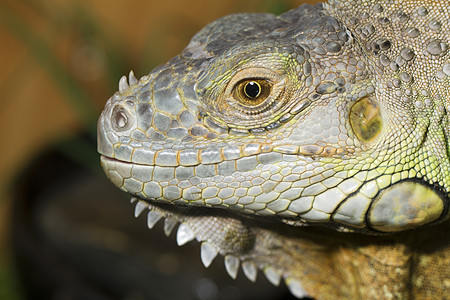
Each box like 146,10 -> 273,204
98,3 -> 448,235
97,1 -> 450,298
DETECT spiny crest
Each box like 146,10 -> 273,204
131,197 -> 310,299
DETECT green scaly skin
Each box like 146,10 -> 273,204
98,0 -> 449,298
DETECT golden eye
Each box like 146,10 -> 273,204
234,79 -> 272,106
349,97 -> 382,142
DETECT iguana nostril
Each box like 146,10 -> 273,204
112,104 -> 132,131
118,113 -> 127,127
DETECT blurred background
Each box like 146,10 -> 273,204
0,0 -> 320,299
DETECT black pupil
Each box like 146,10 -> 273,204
244,81 -> 261,99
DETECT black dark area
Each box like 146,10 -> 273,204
11,135 -> 300,300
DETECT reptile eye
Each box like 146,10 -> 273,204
215,67 -> 287,126
234,79 -> 272,106
349,97 -> 382,142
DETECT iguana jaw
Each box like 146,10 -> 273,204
100,135 -> 448,235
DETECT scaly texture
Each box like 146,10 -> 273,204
97,1 -> 449,298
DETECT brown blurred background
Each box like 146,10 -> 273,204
0,0 -> 320,298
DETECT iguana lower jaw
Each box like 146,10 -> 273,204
99,131 -> 448,235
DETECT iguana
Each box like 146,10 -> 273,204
97,0 -> 450,298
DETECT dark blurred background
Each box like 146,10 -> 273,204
0,0 -> 321,299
